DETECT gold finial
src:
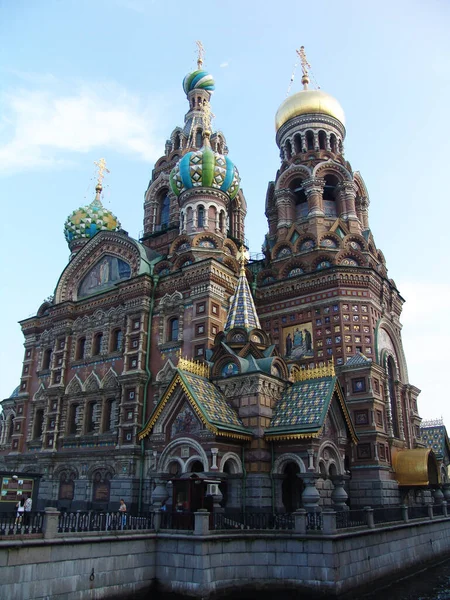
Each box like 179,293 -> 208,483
94,158 -> 110,190
238,245 -> 248,274
196,40 -> 205,70
297,46 -> 311,89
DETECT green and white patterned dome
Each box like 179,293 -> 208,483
64,185 -> 121,247
169,143 -> 240,200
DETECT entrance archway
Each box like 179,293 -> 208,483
281,462 -> 304,513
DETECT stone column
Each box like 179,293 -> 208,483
336,181 -> 357,221
331,476 -> 349,511
364,506 -> 375,529
210,448 -> 219,471
151,478 -> 169,510
301,474 -> 321,511
194,509 -> 210,535
303,177 -> 325,218
294,508 -> 307,534
43,507 -> 60,539
275,189 -> 295,230
322,509 -> 337,534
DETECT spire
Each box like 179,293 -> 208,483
298,46 -> 311,89
224,247 -> 261,332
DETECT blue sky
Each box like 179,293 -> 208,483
1,0 -> 449,424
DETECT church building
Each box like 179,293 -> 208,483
0,48 -> 439,514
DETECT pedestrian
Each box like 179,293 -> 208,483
118,498 -> 127,527
24,495 -> 32,526
15,497 -> 25,527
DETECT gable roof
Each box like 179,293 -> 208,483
266,375 -> 357,443
139,369 -> 252,441
420,424 -> 450,460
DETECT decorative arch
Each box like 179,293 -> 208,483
313,160 -> 352,181
158,438 -> 209,473
318,232 -> 342,249
257,269 -> 277,285
155,359 -> 177,383
174,253 -> 195,270
272,453 -> 306,475
101,368 -> 119,390
212,356 -> 241,378
295,235 -> 316,253
313,255 -> 335,271
223,239 -> 238,257
336,249 -> 365,267
169,235 -> 191,255
317,440 -> 343,476
280,260 -> 307,279
221,255 -> 239,275
219,452 -> 243,474
192,232 -> 220,248
65,375 -> 84,395
271,241 -> 294,261
84,372 -> 101,393
276,164 -> 312,191
55,232 -> 145,304
375,320 -> 409,382
343,234 -> 367,252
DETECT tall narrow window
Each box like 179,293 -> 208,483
33,409 -> 44,439
111,329 -> 122,352
195,129 -> 203,147
76,337 -> 86,360
306,131 -> 314,150
93,332 -> 103,356
169,317 -> 179,342
219,211 -> 224,232
160,194 -> 170,228
86,402 -> 97,434
103,398 -> 117,433
43,348 -> 52,370
330,134 -> 337,153
318,130 -> 327,150
68,404 -> 79,435
387,357 -> 400,438
197,206 -> 205,228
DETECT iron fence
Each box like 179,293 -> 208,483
57,511 -> 154,533
373,506 -> 403,524
408,505 -> 430,520
433,504 -> 445,517
306,511 -> 323,531
336,509 -> 366,529
212,511 -> 294,531
159,511 -> 194,531
0,512 -> 44,536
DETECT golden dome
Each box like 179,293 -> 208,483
275,89 -> 345,131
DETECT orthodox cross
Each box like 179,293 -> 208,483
94,158 -> 110,188
196,40 -> 205,69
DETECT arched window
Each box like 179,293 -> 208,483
197,206 -> 205,228
290,178 -> 307,218
111,329 -> 122,352
318,130 -> 327,150
323,174 -> 339,201
33,409 -> 44,440
169,318 -> 179,342
160,193 -> 170,228
195,129 -> 203,148
76,337 -> 86,360
92,332 -> 103,356
306,131 -> 314,150
103,398 -> 117,433
387,356 -> 400,438
190,460 -> 204,473
92,471 -> 111,504
86,402 -> 97,434
68,404 -> 79,435
43,348 -> 52,370
294,134 -> 302,154
173,134 -> 180,151
219,211 -> 224,232
330,134 -> 337,153
59,472 -> 75,500
285,139 -> 292,160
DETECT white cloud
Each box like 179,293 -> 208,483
0,83 -> 163,175
220,61 -> 229,68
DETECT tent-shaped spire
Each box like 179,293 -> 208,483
225,249 -> 261,332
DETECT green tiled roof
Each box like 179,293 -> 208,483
139,369 -> 252,441
266,375 -> 356,442
420,425 -> 450,459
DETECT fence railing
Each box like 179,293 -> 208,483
336,509 -> 366,529
159,511 -> 194,531
212,511 -> 294,531
0,512 -> 44,536
57,511 -> 154,533
409,505 -> 430,520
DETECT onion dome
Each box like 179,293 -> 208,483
64,184 -> 120,246
169,138 -> 240,200
183,70 -> 215,95
275,89 -> 345,131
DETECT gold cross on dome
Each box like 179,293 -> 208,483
94,158 -> 110,187
196,40 -> 205,69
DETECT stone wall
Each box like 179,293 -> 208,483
2,514 -> 450,599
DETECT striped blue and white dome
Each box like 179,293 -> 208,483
183,70 -> 215,95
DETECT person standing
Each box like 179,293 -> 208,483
24,495 -> 32,527
118,498 -> 127,527
15,497 -> 25,527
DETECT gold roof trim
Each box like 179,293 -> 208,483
293,362 -> 335,382
266,430 -> 322,442
393,448 -> 440,486
178,357 -> 210,378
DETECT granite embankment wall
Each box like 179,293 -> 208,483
3,512 -> 450,599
